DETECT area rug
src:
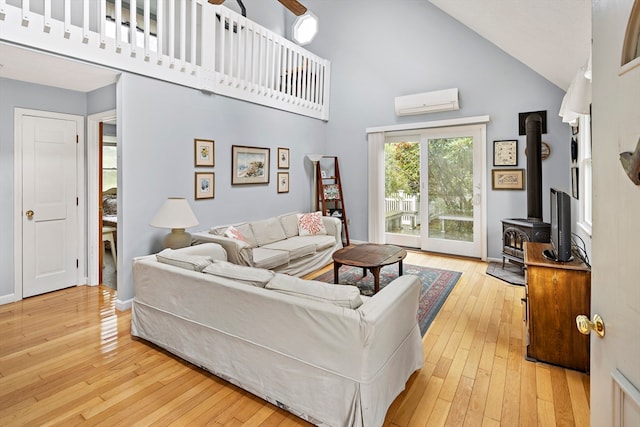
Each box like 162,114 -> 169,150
486,261 -> 525,286
311,264 -> 462,336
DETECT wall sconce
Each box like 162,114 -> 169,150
150,197 -> 199,249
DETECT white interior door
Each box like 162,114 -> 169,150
590,1 -> 640,425
420,124 -> 483,258
21,113 -> 80,298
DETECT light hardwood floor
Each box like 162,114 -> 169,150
0,251 -> 590,426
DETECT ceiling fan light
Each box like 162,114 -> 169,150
293,12 -> 318,45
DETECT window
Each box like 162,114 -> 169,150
105,0 -> 158,51
622,0 -> 640,65
103,135 -> 117,191
578,114 -> 592,235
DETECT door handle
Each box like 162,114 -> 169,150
25,210 -> 34,219
576,313 -> 605,337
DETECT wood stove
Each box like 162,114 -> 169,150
501,113 -> 550,266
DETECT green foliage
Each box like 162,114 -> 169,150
427,137 -> 473,216
385,142 -> 420,194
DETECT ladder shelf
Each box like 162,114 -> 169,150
316,156 -> 350,246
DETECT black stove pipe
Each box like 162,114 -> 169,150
525,114 -> 543,220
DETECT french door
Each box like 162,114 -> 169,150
383,124 -> 484,258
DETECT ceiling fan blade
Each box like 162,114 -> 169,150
208,0 -> 225,5
278,0 -> 307,16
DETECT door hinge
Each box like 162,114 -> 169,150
76,259 -> 79,268
76,197 -> 79,206
76,134 -> 79,143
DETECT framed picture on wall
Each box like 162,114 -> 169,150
194,139 -> 215,167
277,147 -> 290,169
493,140 -> 518,166
231,145 -> 270,185
492,168 -> 525,190
195,172 -> 215,199
277,172 -> 289,193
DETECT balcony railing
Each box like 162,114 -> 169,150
0,0 -> 330,120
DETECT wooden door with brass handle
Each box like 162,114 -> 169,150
25,210 -> 34,219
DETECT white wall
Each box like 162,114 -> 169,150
298,0 -> 572,259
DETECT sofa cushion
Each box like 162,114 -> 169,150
251,217 -> 287,246
297,212 -> 327,236
252,247 -> 290,270
261,239 -> 316,260
287,235 -> 336,251
210,223 -> 257,248
278,212 -> 300,238
266,274 -> 363,309
203,260 -> 274,287
156,249 -> 213,272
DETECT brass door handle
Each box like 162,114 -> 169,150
25,210 -> 34,219
576,313 -> 605,337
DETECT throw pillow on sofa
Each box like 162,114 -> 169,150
156,249 -> 214,272
297,212 -> 327,236
203,260 -> 275,287
266,273 -> 363,309
224,225 -> 247,242
278,212 -> 300,238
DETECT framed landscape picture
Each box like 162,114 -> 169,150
195,172 -> 215,199
492,168 -> 525,190
232,145 -> 270,185
195,139 -> 215,167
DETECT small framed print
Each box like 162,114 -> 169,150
195,139 -> 215,167
277,172 -> 289,193
492,168 -> 525,190
493,140 -> 518,166
277,147 -> 290,169
195,172 -> 215,199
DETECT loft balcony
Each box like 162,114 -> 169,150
0,0 -> 330,120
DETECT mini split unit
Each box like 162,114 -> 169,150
394,88 -> 459,116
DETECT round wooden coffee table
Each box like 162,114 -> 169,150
332,244 -> 407,294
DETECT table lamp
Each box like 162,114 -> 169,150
150,197 -> 199,249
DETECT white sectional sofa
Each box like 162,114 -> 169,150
191,211 -> 343,277
131,243 -> 424,427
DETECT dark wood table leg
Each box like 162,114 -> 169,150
370,266 -> 381,293
399,260 -> 403,276
334,262 -> 342,284
362,268 -> 367,277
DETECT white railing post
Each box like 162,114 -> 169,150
115,0 -> 122,52
129,0 -> 137,57
190,0 -> 196,73
200,2 -> 216,92
143,0 -> 150,60
180,0 -> 186,70
82,0 -> 89,43
156,0 -> 163,63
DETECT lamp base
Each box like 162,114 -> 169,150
164,228 -> 192,249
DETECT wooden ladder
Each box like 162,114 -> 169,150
316,156 -> 350,246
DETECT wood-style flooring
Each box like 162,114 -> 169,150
0,251 -> 590,426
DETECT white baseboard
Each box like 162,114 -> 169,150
115,298 -> 133,311
0,293 -> 20,305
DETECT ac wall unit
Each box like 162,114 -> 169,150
394,88 -> 459,116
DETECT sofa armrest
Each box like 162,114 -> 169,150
192,232 -> 253,266
322,216 -> 343,244
357,275 -> 423,379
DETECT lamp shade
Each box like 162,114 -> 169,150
306,154 -> 324,162
150,198 -> 199,229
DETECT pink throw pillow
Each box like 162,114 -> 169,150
224,226 -> 247,242
297,212 -> 327,236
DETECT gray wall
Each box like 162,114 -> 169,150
116,73 -> 326,301
298,0 -> 571,259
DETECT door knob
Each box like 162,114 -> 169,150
576,313 -> 605,337
25,210 -> 34,219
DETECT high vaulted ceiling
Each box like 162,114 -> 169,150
0,1 -> 591,93
429,0 -> 592,90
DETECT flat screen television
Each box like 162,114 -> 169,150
543,188 -> 573,262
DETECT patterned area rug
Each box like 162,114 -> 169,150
311,264 -> 462,336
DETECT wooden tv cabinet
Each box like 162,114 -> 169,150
523,242 -> 591,372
